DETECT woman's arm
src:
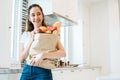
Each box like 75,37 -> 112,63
43,39 -> 66,59
19,31 -> 35,63
19,40 -> 33,63
31,39 -> 66,66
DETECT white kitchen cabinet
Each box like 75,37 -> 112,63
0,74 -> 8,80
52,0 -> 78,23
28,0 -> 53,15
52,68 -> 100,80
0,67 -> 100,80
0,73 -> 21,80
0,0 -> 13,68
8,74 -> 21,80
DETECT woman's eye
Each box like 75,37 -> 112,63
31,13 -> 35,17
37,12 -> 41,16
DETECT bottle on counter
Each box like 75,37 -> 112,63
66,61 -> 70,67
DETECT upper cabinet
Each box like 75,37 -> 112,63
28,0 -> 53,15
52,0 -> 78,23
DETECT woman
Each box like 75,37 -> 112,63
20,4 -> 66,80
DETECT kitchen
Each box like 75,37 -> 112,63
0,0 -> 120,80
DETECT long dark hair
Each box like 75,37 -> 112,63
25,4 -> 46,31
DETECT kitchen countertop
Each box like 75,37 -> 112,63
0,66 -> 101,74
0,68 -> 22,74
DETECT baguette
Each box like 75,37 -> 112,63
53,21 -> 61,35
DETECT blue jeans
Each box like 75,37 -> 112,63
20,64 -> 53,80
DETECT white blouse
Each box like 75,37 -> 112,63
20,31 -> 31,62
20,31 -> 31,48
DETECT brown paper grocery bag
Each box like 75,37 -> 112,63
29,33 -> 58,55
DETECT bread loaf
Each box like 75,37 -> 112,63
53,21 -> 61,35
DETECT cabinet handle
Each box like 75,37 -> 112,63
60,70 -> 63,73
71,69 -> 74,72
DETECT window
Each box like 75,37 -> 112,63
11,0 -> 28,68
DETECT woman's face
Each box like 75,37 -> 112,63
29,7 -> 43,28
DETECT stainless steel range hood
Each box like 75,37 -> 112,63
45,12 -> 77,26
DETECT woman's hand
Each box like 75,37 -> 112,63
30,31 -> 35,42
30,53 -> 44,66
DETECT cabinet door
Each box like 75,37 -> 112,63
8,74 -> 21,80
52,70 -> 82,80
52,0 -> 78,23
80,69 -> 100,80
0,0 -> 13,68
0,74 -> 8,80
52,68 -> 100,80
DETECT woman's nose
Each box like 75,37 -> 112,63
35,15 -> 39,19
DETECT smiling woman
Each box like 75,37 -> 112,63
19,3 -> 66,80
11,0 -> 68,69
11,0 -> 79,70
